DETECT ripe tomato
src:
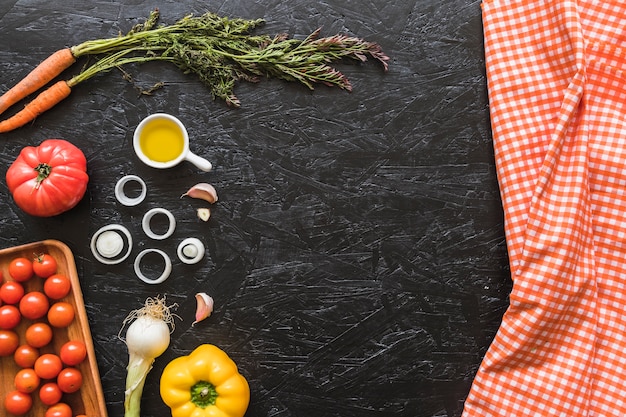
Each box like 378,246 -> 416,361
47,302 -> 75,328
56,367 -> 83,393
19,291 -> 49,320
44,402 -> 73,417
0,329 -> 19,356
0,304 -> 21,329
14,344 -> 39,368
59,340 -> 87,366
6,139 -> 89,217
14,368 -> 40,394
43,274 -> 71,300
39,382 -> 63,406
25,322 -> 53,348
8,257 -> 34,282
0,281 -> 25,304
34,353 -> 63,379
3,390 -> 32,415
33,253 -> 58,278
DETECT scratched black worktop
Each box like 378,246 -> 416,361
0,1 -> 510,416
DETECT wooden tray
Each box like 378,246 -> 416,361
0,240 -> 107,417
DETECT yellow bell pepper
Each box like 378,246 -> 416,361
160,344 -> 250,417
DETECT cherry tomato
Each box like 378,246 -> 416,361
0,281 -> 24,304
34,353 -> 63,379
14,344 -> 39,368
0,329 -> 19,356
33,253 -> 58,278
43,274 -> 71,300
44,402 -> 73,417
59,340 -> 87,366
0,304 -> 21,329
14,368 -> 40,394
8,257 -> 34,282
4,390 -> 32,415
19,291 -> 49,320
25,322 -> 53,348
39,382 -> 63,406
47,302 -> 75,328
56,367 -> 83,393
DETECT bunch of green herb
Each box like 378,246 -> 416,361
72,9 -> 389,106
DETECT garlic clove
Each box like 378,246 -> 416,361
192,292 -> 214,326
197,208 -> 211,222
181,183 -> 218,204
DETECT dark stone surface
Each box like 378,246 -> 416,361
0,1 -> 511,416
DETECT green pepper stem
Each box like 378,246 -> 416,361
190,380 -> 218,409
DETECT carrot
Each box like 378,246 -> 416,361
0,80 -> 72,133
0,48 -> 165,133
0,48 -> 75,116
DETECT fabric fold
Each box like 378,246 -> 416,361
464,1 -> 626,415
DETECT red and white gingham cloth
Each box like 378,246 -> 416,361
463,1 -> 626,415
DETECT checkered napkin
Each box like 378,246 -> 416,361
463,1 -> 626,415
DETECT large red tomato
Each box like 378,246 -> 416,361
6,139 -> 88,217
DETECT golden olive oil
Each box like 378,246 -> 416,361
138,118 -> 185,162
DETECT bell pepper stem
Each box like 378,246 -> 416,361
191,380 -> 218,408
124,353 -> 154,417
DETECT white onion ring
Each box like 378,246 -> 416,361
133,249 -> 172,284
142,208 -> 176,240
90,224 -> 133,265
177,238 -> 205,264
115,175 -> 147,206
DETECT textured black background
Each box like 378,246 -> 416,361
0,1 -> 511,416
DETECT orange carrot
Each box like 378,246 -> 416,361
0,80 -> 72,133
0,48 -> 75,115
0,47 -> 150,133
